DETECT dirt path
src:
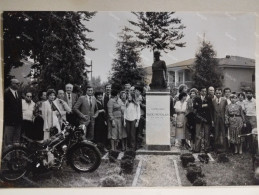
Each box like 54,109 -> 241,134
135,155 -> 180,187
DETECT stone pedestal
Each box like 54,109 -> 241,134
145,91 -> 171,151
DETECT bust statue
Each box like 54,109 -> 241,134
149,51 -> 168,91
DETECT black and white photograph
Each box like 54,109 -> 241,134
0,10 -> 258,188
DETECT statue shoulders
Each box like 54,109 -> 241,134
152,60 -> 166,68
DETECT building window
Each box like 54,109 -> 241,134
252,74 -> 255,82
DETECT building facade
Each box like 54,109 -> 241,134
145,55 -> 255,92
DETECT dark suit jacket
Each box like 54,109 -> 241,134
103,93 -> 110,114
62,92 -> 78,108
4,88 -> 22,126
193,95 -> 213,124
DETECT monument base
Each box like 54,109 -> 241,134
145,91 -> 171,151
146,145 -> 171,151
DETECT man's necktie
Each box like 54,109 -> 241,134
15,92 -> 18,99
218,98 -> 220,105
89,96 -> 92,109
68,94 -> 71,100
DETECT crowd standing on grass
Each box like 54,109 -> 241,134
2,79 -> 257,155
171,84 -> 257,154
3,79 -> 146,153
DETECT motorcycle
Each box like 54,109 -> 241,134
239,128 -> 259,183
0,121 -> 102,182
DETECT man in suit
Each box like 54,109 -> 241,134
3,79 -> 23,150
73,86 -> 97,141
103,83 -> 112,114
193,87 -> 213,153
211,88 -> 228,152
62,83 -> 78,125
63,83 -> 78,109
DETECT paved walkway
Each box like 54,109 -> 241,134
135,155 -> 180,187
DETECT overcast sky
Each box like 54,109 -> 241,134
83,12 -> 255,82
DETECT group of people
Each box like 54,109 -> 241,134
3,79 -> 146,152
171,84 -> 257,154
3,78 -> 257,155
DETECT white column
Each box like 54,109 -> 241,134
175,70 -> 179,87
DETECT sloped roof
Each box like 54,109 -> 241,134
144,55 -> 255,74
218,56 -> 255,67
167,58 -> 195,68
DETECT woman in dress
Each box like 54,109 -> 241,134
119,91 -> 128,151
124,92 -> 140,150
41,89 -> 62,140
94,91 -> 108,146
174,92 -> 188,148
225,94 -> 246,154
107,89 -> 126,151
186,88 -> 198,150
33,90 -> 47,140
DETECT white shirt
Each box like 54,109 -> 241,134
201,95 -> 205,101
22,99 -> 35,121
174,101 -> 187,113
244,98 -> 256,116
124,102 -> 141,121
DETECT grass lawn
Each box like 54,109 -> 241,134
0,159 -> 139,188
178,152 -> 257,186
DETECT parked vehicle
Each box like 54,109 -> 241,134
0,121 -> 101,181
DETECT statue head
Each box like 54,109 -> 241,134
154,51 -> 160,61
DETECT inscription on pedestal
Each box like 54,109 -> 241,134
146,92 -> 171,150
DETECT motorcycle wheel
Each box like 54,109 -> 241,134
0,146 -> 31,181
68,144 -> 101,172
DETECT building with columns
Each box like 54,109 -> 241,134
145,55 -> 255,92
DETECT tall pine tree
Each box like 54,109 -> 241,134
110,27 -> 145,90
193,39 -> 222,89
129,12 -> 186,54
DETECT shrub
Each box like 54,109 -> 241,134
187,162 -> 197,168
121,158 -> 134,174
100,174 -> 126,187
217,153 -> 229,163
124,151 -> 136,159
193,177 -> 207,186
109,150 -> 120,163
198,154 -> 209,164
180,153 -> 195,167
186,166 -> 204,183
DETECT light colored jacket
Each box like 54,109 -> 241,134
42,100 -> 61,140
